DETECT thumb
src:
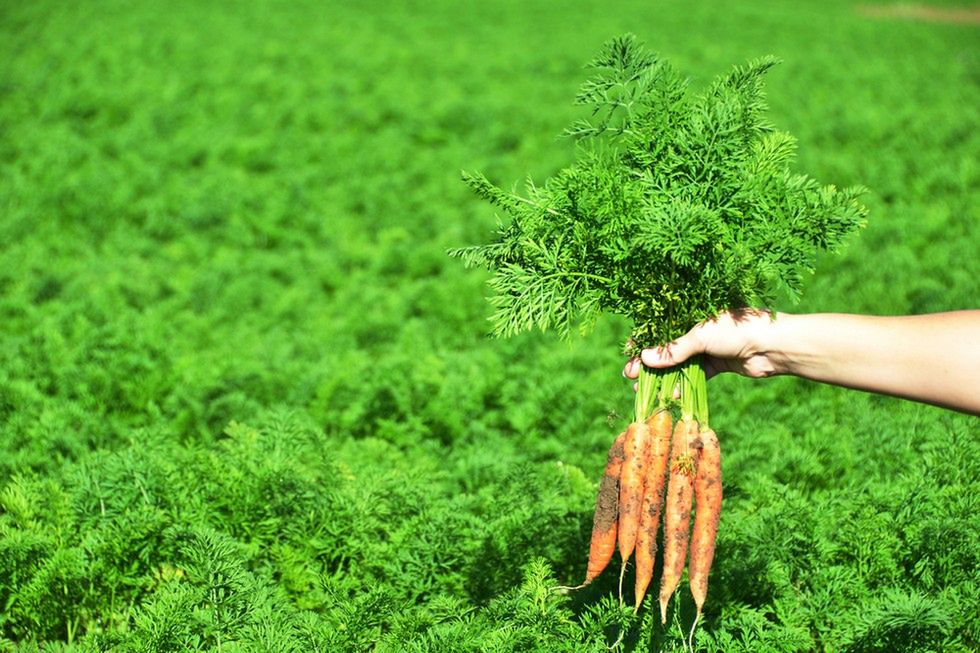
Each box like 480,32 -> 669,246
640,330 -> 703,368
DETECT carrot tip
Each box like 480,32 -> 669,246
608,628 -> 625,650
688,610 -> 703,653
617,563 -> 626,604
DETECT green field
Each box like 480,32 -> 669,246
1,1 -> 978,651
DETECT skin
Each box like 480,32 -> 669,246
623,309 -> 980,416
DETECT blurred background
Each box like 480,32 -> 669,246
0,1 -> 977,650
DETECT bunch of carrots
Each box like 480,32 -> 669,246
453,33 -> 867,646
572,360 -> 720,636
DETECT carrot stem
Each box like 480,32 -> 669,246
635,364 -> 657,422
688,356 -> 708,427
679,360 -> 695,421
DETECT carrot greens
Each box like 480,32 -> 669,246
452,35 -> 867,355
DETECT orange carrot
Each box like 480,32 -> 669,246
582,430 -> 628,585
633,409 -> 673,611
658,418 -> 701,624
689,427 -> 722,618
617,420 -> 652,598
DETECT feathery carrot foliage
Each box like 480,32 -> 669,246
453,36 -> 867,351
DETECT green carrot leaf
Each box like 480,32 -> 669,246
454,35 -> 868,353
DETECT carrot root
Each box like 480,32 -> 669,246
689,428 -> 722,616
618,561 -> 626,605
617,421 -> 653,564
633,409 -> 673,611
657,418 -> 700,623
687,611 -> 701,653
583,431 -> 628,586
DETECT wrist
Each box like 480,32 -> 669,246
725,308 -> 784,378
762,312 -> 822,378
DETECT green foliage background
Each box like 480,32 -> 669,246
0,0 -> 977,651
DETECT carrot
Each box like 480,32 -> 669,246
581,430 -> 628,586
617,420 -> 652,599
658,417 -> 701,624
688,427 -> 722,621
633,409 -> 673,611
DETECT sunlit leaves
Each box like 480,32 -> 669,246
458,36 -> 867,350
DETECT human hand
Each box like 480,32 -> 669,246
624,309 -> 980,415
623,308 -> 780,381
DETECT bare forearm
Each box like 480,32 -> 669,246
765,311 -> 980,415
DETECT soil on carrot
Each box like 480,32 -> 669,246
857,4 -> 980,25
594,474 -> 620,531
609,439 -> 625,461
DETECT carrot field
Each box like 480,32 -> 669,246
1,1 -> 978,651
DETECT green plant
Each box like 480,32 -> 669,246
453,34 -> 866,416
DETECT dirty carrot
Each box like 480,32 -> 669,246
633,408 -> 673,611
688,427 -> 722,635
658,417 -> 700,624
582,430 -> 628,586
617,420 -> 652,599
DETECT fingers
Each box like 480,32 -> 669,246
623,327 -> 707,380
630,357 -> 722,380
640,329 -> 704,369
623,358 -> 642,379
